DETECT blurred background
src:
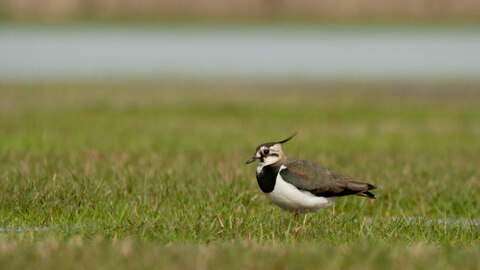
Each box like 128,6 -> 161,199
1,0 -> 480,81
2,0 -> 480,21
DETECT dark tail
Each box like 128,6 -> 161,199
356,184 -> 377,199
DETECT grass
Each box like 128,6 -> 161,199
0,81 -> 479,268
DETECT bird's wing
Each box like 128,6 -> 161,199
280,158 -> 377,198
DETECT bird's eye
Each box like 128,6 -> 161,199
263,149 -> 269,155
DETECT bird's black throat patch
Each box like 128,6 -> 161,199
256,164 -> 281,193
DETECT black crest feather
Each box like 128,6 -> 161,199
277,132 -> 297,144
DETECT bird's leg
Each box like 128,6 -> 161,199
292,211 -> 298,219
294,212 -> 308,233
302,213 -> 308,227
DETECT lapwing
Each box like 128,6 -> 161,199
246,133 -> 377,214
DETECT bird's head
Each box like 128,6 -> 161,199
245,133 -> 297,166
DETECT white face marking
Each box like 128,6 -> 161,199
265,166 -> 337,213
262,155 -> 280,166
269,144 -> 282,152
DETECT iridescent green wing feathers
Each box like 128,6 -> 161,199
279,158 -> 377,198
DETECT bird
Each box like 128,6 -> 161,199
245,133 -> 377,215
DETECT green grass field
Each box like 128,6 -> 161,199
1,81 -> 479,269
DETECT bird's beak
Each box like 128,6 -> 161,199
245,156 -> 258,164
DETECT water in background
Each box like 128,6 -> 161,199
1,26 -> 480,81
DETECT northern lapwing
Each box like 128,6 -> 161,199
246,133 -> 377,214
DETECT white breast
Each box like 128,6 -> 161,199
265,166 -> 337,213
